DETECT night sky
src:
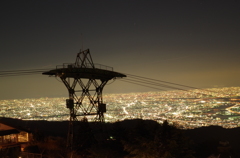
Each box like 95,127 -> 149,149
1,0 -> 240,100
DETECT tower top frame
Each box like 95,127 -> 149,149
43,49 -> 126,79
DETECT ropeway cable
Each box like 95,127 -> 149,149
124,73 -> 200,90
121,78 -> 190,91
0,68 -> 221,97
119,72 -> 218,97
0,68 -> 53,77
119,79 -> 166,91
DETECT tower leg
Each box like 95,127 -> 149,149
60,77 -> 109,150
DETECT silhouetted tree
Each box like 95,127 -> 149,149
87,121 -> 127,158
121,120 -> 194,158
154,120 -> 195,158
75,117 -> 94,152
121,119 -> 158,158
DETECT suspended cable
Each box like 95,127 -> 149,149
122,78 -> 190,91
120,72 -> 218,96
0,71 -> 43,76
0,68 -> 220,97
0,68 -> 51,72
118,73 -> 217,97
0,68 -> 53,77
119,79 -> 166,91
121,78 -> 212,97
124,73 -> 199,89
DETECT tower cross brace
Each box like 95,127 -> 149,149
42,49 -> 126,149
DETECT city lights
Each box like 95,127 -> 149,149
0,87 -> 240,129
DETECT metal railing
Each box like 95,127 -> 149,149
94,63 -> 113,71
56,63 -> 113,71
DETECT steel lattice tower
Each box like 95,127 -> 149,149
43,49 -> 126,149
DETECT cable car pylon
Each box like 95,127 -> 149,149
42,49 -> 126,149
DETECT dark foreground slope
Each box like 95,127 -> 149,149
1,117 -> 240,158
184,126 -> 240,157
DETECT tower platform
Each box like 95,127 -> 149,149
43,64 -> 126,79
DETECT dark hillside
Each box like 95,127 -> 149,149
1,117 -> 240,157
